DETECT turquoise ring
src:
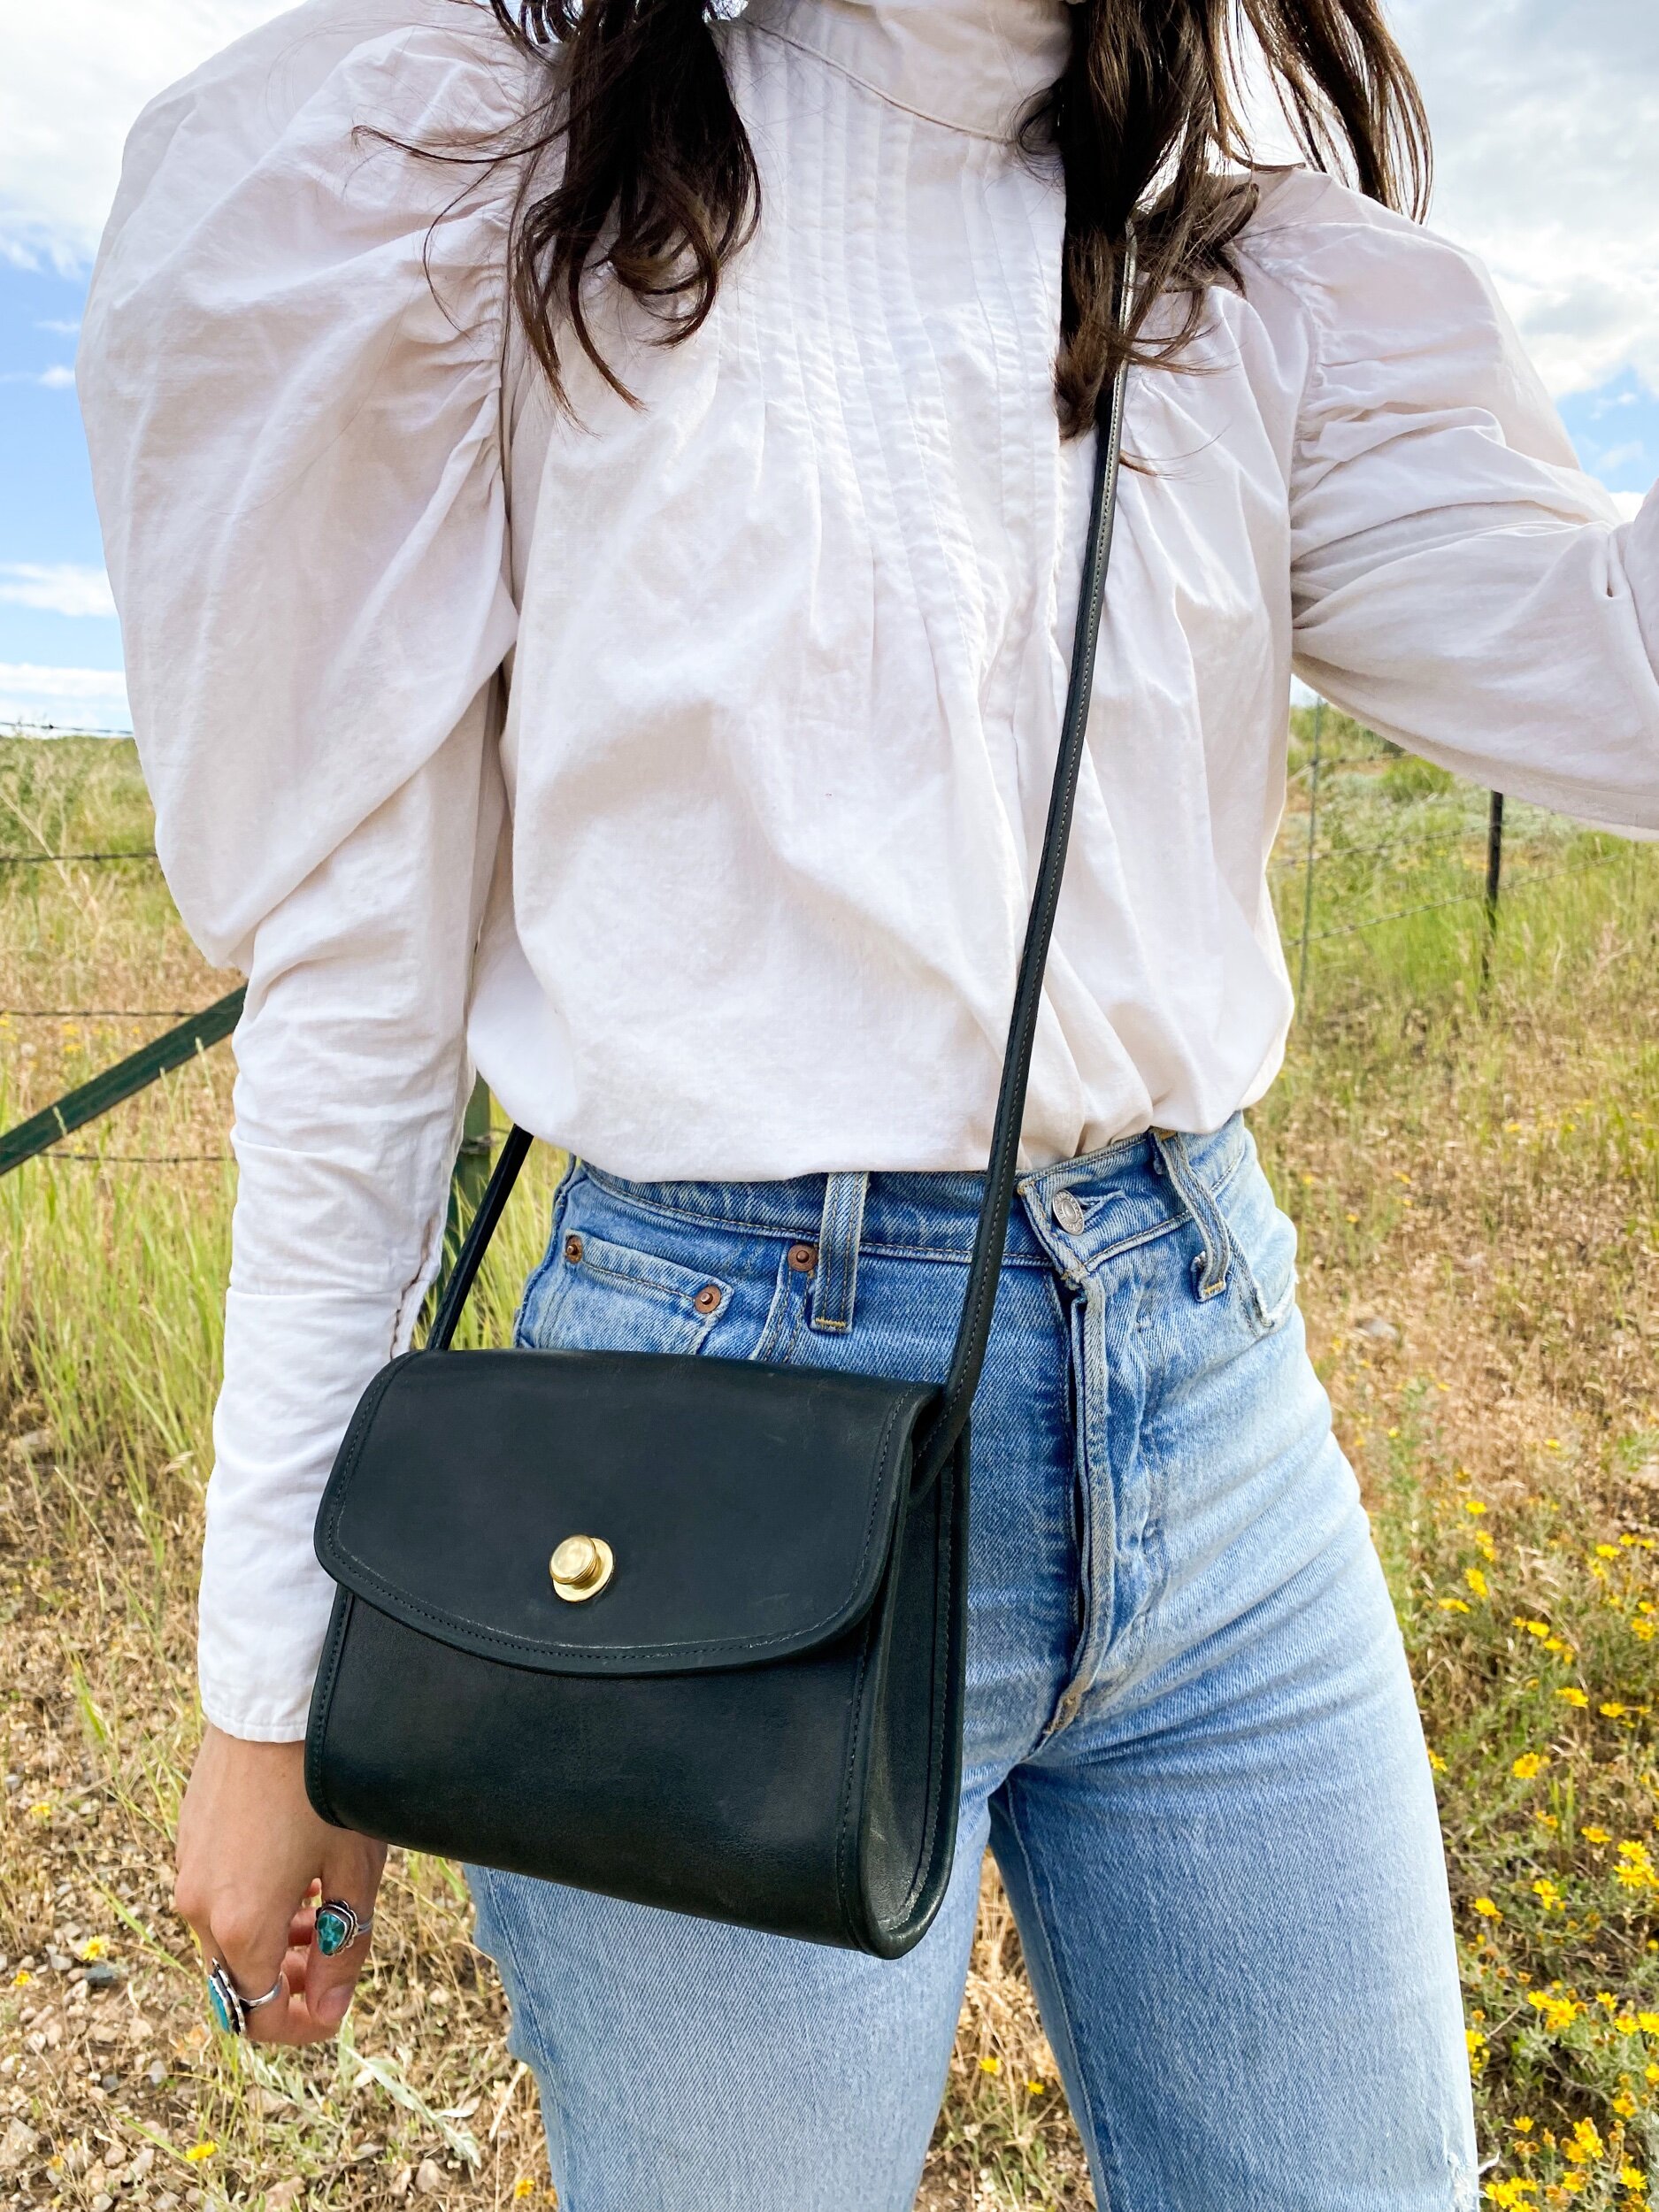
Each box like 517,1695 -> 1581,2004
206,1959 -> 283,2037
314,1899 -> 373,1958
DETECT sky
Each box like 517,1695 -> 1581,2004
1,0 -> 1656,732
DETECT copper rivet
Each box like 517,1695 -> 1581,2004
695,1284 -> 723,1315
565,1234 -> 584,1263
787,1242 -> 818,1275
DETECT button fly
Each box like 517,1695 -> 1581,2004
1051,1190 -> 1087,1236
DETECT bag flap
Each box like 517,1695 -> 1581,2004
315,1348 -> 938,1675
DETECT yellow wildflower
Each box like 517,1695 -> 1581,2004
1027,2079 -> 1047,2096
1638,2012 -> 1659,2034
1614,2091 -> 1637,2118
979,2055 -> 1000,2075
1428,1750 -> 1448,1773
1558,1689 -> 1590,1708
1565,2119 -> 1604,2164
1513,1753 -> 1548,1779
1440,1598 -> 1472,1614
183,2143 -> 218,2164
1515,2118 -> 1536,2135
1474,1897 -> 1503,1919
1464,1500 -> 1489,1517
78,1937 -> 106,1962
1532,1878 -> 1564,1910
1620,2170 -> 1647,2193
1584,1826 -> 1612,1845
514,2182 -> 536,2200
1467,1569 -> 1490,1599
1603,1702 -> 1630,1719
1597,1545 -> 1621,1560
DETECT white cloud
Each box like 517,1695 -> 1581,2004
0,365 -> 77,388
0,0 -> 290,269
0,663 -> 131,733
1389,1 -> 1659,398
0,564 -> 118,618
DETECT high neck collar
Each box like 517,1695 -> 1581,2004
744,0 -> 1074,142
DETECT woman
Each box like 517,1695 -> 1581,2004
80,0 -> 1658,2200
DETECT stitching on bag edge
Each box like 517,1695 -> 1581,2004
908,1442 -> 957,1924
322,1384 -> 916,1668
305,1593 -> 354,1829
834,1575 -> 880,1943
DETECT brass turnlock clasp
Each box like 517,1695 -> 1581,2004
550,1533 -> 614,1603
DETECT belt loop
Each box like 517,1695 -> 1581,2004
811,1171 -> 868,1333
1151,1130 -> 1232,1300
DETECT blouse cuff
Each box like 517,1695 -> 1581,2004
197,1271 -> 439,1740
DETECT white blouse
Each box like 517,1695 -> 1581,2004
81,0 -> 1659,1740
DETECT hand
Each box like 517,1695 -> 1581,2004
174,1724 -> 387,2045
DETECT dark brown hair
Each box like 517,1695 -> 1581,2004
486,0 -> 1430,434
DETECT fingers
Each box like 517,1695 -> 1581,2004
174,1730 -> 394,2047
303,1842 -> 388,2034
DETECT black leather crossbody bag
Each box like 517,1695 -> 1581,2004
303,313 -> 1133,1961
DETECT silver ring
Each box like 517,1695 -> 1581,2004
314,1899 -> 373,1957
206,1958 -> 284,2037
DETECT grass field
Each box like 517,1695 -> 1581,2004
3,724 -> 1658,2209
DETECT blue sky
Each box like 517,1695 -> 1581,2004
2,0 -> 1656,732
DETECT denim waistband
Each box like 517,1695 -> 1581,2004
582,1113 -> 1252,1278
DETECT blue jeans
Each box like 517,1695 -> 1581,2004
470,1118 -> 1478,2211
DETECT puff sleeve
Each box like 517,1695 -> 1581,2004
79,0 -> 531,1736
1240,173 -> 1659,831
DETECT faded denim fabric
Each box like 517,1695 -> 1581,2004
469,1118 -> 1478,2212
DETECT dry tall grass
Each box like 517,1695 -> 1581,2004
3,729 -> 1658,2209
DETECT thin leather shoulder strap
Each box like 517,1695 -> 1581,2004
432,244 -> 1137,1375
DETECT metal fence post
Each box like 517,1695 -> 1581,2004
1296,699 -> 1325,1005
1480,790 -> 1505,992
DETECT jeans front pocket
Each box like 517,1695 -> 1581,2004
513,1170 -> 780,1361
517,1225 -> 740,1361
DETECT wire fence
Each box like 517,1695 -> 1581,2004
1,708 -> 1648,1223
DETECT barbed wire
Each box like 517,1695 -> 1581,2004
0,850 -> 157,865
1301,848 -> 1623,944
33,1151 -> 228,1165
1268,822 -> 1500,874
